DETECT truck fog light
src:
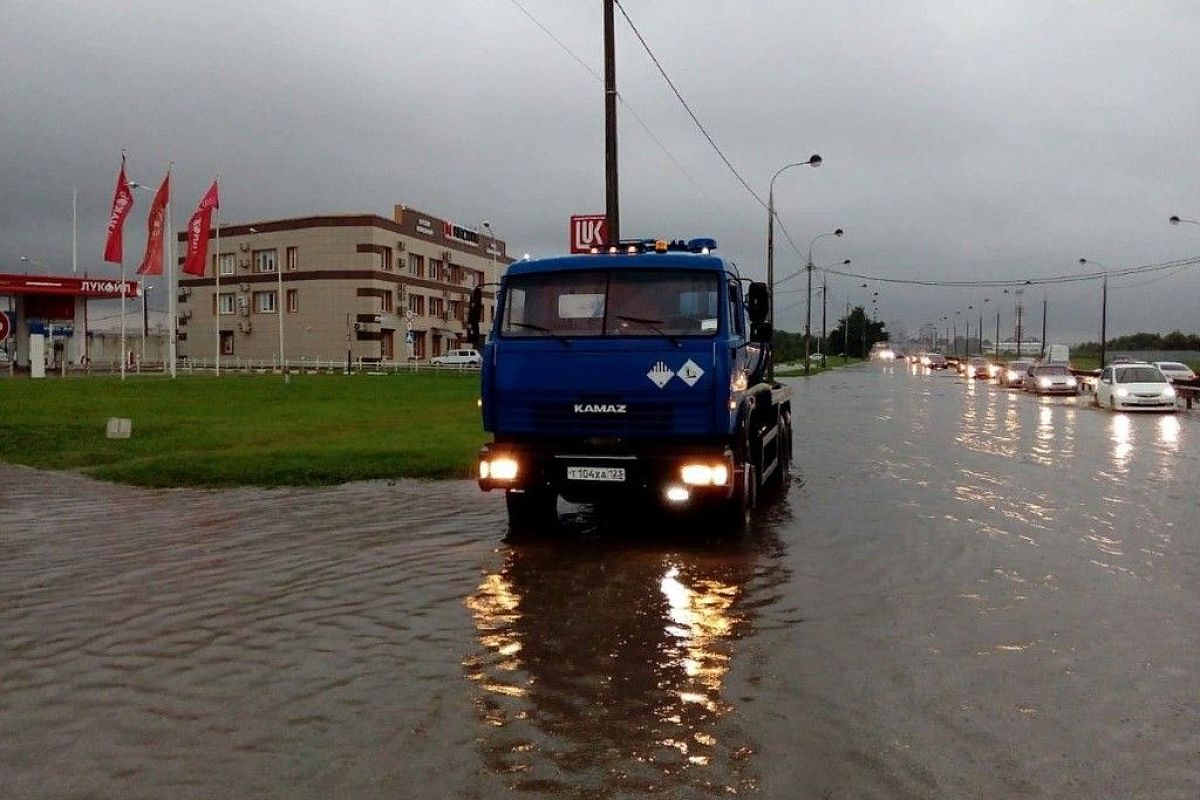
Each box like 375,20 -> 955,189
710,464 -> 729,486
489,457 -> 519,481
666,486 -> 690,503
478,461 -> 490,479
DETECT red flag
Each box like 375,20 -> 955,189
103,157 -> 135,263
136,173 -> 170,275
182,181 -> 220,276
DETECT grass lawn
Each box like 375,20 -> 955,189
0,373 -> 486,487
776,357 -> 867,377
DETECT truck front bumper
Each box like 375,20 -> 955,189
477,441 -> 736,504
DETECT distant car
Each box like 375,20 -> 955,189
966,357 -> 990,379
1152,361 -> 1197,383
808,352 -> 827,364
430,348 -> 482,367
999,360 -> 1034,388
1024,364 -> 1079,395
1096,363 -> 1176,411
925,353 -> 949,370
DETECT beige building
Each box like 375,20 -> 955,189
177,205 -> 509,365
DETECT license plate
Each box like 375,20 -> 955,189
567,466 -> 626,482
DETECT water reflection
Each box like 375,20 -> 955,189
463,529 -> 774,796
1157,415 -> 1181,452
1109,414 -> 1133,473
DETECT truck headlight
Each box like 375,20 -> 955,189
680,463 -> 730,486
482,456 -> 519,481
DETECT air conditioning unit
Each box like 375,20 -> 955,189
239,320 -> 252,334
238,259 -> 250,270
239,243 -> 251,252
239,283 -> 250,292
442,250 -> 452,262
397,241 -> 406,252
181,309 -> 193,320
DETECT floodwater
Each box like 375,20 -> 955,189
2,364 -> 1198,799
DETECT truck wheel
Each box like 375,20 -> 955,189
505,488 -> 558,538
715,430 -> 755,535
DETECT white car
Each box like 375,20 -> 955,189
430,348 -> 481,367
1095,363 -> 1177,411
1152,361 -> 1196,383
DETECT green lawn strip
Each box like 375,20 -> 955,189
1,373 -> 486,486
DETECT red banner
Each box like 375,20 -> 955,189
136,173 -> 170,275
182,181 -> 220,276
103,158 -> 135,263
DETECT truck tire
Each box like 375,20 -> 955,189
714,429 -> 755,535
505,488 -> 558,538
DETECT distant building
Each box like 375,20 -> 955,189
177,205 -> 510,365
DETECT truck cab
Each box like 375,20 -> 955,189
469,238 -> 791,534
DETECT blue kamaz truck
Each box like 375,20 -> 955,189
466,238 -> 792,533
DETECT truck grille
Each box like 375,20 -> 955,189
531,402 -> 674,434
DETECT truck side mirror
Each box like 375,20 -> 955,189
747,282 -> 769,323
467,287 -> 484,347
750,321 -> 773,344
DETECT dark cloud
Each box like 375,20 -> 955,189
3,1 -> 1199,341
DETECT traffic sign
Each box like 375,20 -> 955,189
0,311 -> 9,343
570,214 -> 608,254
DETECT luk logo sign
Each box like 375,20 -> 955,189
570,214 -> 608,254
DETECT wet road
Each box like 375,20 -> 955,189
2,364 -> 1198,799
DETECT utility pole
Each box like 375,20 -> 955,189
1040,297 -> 1048,359
1099,276 -> 1108,369
821,275 -> 827,362
1015,289 -> 1024,359
995,312 -> 1000,358
603,0 -> 620,243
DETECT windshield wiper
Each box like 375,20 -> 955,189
508,322 -> 571,347
614,315 -> 682,348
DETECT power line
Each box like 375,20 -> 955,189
508,0 -> 719,208
818,256 -> 1200,288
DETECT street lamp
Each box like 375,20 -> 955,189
1079,257 -> 1108,368
821,259 -> 849,362
141,282 -> 153,369
765,154 -> 822,380
804,227 -> 844,375
1169,215 -> 1200,227
19,256 -> 53,274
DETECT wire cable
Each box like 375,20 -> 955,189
816,256 -> 1200,288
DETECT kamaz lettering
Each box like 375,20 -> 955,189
574,403 -> 627,414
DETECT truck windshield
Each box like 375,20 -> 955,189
500,270 -> 721,339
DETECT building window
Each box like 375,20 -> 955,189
254,249 -> 277,273
449,264 -> 463,284
408,253 -> 424,277
286,289 -> 298,313
412,331 -> 426,360
286,246 -> 298,270
382,291 -> 393,313
429,259 -> 443,282
408,294 -> 424,316
214,292 -> 235,315
214,253 -> 236,276
448,299 -> 463,322
381,249 -> 393,270
253,290 -> 277,313
429,297 -> 445,318
220,331 -> 234,355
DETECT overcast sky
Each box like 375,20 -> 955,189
3,1 -> 1199,342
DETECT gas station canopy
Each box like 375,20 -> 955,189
0,274 -> 140,298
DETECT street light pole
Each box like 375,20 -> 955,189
765,154 -> 822,380
1079,258 -> 1107,368
804,227 -> 844,375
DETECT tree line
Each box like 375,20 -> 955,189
1074,330 -> 1200,353
776,307 -> 888,362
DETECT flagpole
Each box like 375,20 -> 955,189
214,200 -> 220,377
166,166 -> 176,378
120,257 -> 127,381
72,187 -> 78,274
